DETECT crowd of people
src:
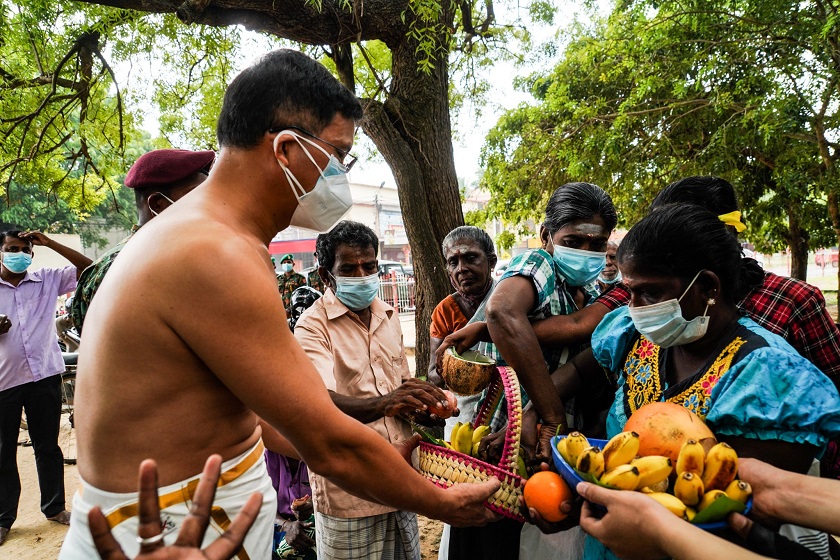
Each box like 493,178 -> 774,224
1,46 -> 840,560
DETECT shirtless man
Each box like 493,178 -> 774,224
59,49 -> 498,559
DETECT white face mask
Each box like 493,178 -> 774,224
275,131 -> 353,232
627,270 -> 711,348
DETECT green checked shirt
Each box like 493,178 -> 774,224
492,248 -> 599,372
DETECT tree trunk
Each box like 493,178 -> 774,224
787,199 -> 809,281
362,16 -> 463,375
828,191 -> 840,317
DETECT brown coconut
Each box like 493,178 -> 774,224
440,347 -> 495,395
624,402 -> 717,465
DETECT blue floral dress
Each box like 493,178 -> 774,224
583,307 -> 840,560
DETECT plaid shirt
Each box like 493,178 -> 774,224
495,248 -> 597,372
594,273 -> 840,385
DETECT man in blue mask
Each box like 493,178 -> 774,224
293,221 -> 453,560
0,230 -> 91,545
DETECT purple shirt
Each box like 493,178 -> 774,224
0,266 -> 77,392
264,450 -> 311,518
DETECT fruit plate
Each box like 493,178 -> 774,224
550,435 -> 751,531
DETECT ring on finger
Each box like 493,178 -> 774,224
136,532 -> 165,546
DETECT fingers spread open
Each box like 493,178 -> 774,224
202,491 -> 263,560
89,506 -> 130,560
175,454 -> 223,547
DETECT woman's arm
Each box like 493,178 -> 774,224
486,276 -> 566,451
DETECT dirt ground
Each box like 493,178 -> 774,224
3,430 -> 76,558
7,426 -> 444,559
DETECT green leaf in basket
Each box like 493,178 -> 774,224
413,425 -> 446,447
690,495 -> 746,525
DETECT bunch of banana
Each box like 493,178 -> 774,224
558,431 -> 672,492
556,431 -> 752,522
447,422 -> 491,458
666,440 -> 751,518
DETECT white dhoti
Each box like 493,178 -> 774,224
59,441 -> 277,560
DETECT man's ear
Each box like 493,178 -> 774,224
272,131 -> 298,168
488,254 -> 498,271
147,193 -> 172,215
318,266 -> 331,290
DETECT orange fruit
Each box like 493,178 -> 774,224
624,402 -> 715,465
523,471 -> 572,522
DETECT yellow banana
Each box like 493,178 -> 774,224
640,479 -> 669,493
645,492 -> 687,518
472,425 -> 491,444
725,479 -> 752,503
449,422 -> 463,449
454,423 -> 475,455
685,507 -> 697,522
443,441 -> 454,450
676,439 -> 706,476
565,432 -> 590,469
471,440 -> 481,457
599,464 -> 640,490
556,437 -> 573,465
631,455 -> 672,490
701,442 -> 738,491
673,471 -> 704,507
602,431 -> 640,471
698,489 -> 727,511
576,446 -> 606,479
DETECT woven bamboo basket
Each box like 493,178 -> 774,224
418,366 -> 526,522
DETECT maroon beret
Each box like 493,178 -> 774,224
124,149 -> 216,189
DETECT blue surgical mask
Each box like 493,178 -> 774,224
598,271 -> 622,285
2,252 -> 32,274
281,263 -> 294,273
330,273 -> 380,311
628,270 -> 711,348
547,237 -> 606,287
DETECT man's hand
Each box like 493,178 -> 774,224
282,519 -> 315,552
0,315 -> 10,335
435,322 -> 489,372
438,478 -> 502,527
577,481 -> 674,559
18,231 -> 50,247
89,455 -> 262,560
382,379 -> 449,419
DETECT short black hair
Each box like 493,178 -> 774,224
441,226 -> 496,259
315,221 -> 379,273
544,182 -> 617,233
618,204 -> 762,303
0,230 -> 32,248
217,49 -> 364,149
650,176 -> 739,215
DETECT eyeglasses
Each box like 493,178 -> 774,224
269,125 -> 357,172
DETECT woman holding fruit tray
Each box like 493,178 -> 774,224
535,203 -> 840,560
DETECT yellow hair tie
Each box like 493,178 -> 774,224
718,211 -> 746,232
